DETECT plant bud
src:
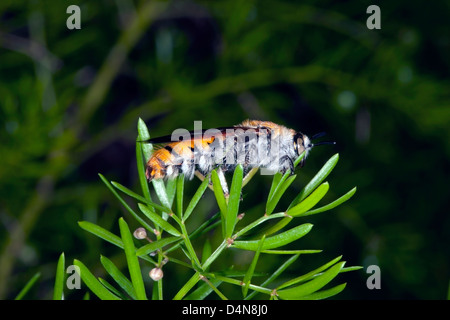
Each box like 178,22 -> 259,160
133,227 -> 147,240
149,268 -> 164,281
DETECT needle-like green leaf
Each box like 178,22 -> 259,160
278,256 -> 343,289
152,179 -> 171,212
137,118 -> 152,201
300,283 -> 347,300
98,173 -> 154,231
211,170 -> 228,236
242,235 -> 265,297
135,236 -> 180,256
185,278 -> 222,300
201,239 -> 212,266
173,272 -> 202,300
137,118 -> 153,160
287,182 -> 329,216
78,221 -> 123,248
73,259 -> 121,300
268,172 -> 283,202
119,217 -> 147,300
226,164 -> 243,238
98,278 -> 129,300
53,252 -> 65,300
267,153 -> 305,205
166,178 -> 177,208
111,180 -> 171,213
288,153 -> 338,209
233,223 -> 313,251
277,261 -> 346,299
211,170 -> 227,215
260,216 -> 293,238
266,174 -> 296,215
100,255 -> 137,300
15,272 -> 41,300
138,203 -> 181,237
211,274 -> 272,296
261,249 -> 321,254
301,187 -> 357,216
183,176 -> 210,221
245,254 -> 300,300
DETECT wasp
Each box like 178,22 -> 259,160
144,120 -> 334,182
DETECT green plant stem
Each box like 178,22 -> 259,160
202,276 -> 228,300
245,254 -> 300,300
14,272 -> 41,300
195,212 -> 287,273
164,256 -> 192,269
155,224 -> 164,300
202,240 -> 228,270
234,212 -> 286,238
210,274 -> 272,296
173,272 -> 202,300
168,213 -> 202,269
178,220 -> 202,270
154,250 -> 163,300
165,213 -> 221,254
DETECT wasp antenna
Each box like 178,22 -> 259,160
313,141 -> 336,147
311,132 -> 327,140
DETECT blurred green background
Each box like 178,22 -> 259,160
0,0 -> 449,300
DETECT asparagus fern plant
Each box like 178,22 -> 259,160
53,118 -> 359,300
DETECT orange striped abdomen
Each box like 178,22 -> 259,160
145,136 -> 216,181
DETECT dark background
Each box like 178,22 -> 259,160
0,0 -> 448,300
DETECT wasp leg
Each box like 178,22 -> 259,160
195,171 -> 206,181
279,155 -> 295,175
243,140 -> 258,175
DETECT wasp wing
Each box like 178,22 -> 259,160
139,128 -> 226,145
141,126 -> 270,144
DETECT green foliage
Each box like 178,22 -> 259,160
65,120 -> 359,300
232,224 -> 313,251
14,272 -> 41,300
73,259 -> 120,300
118,217 -> 147,300
1,0 -> 448,301
53,253 -> 65,300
